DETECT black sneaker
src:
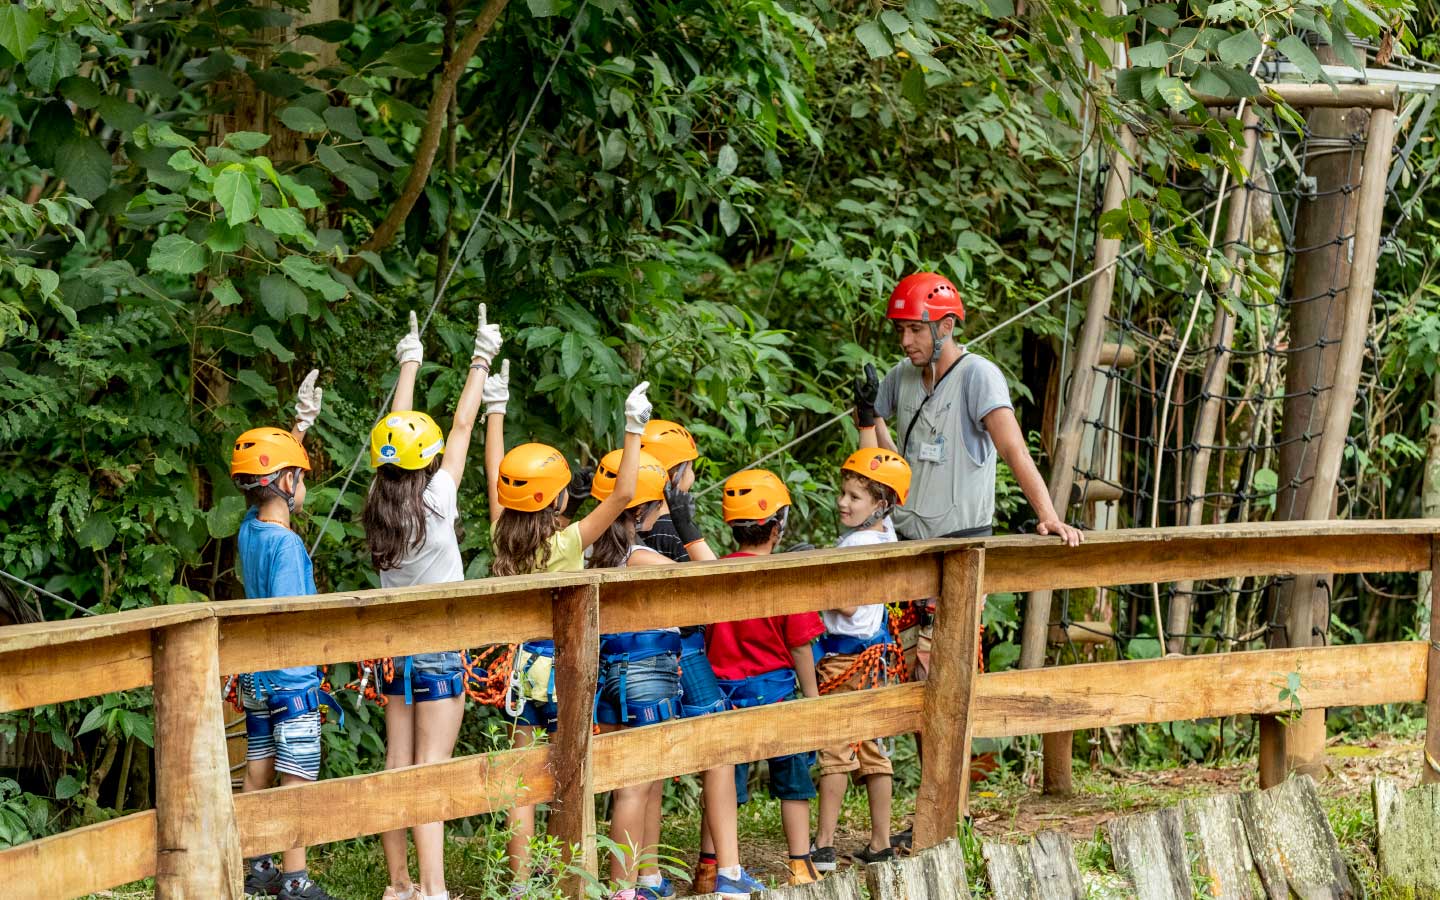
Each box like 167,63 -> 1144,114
244,861 -> 282,897
889,828 -> 913,853
853,844 -> 896,865
810,845 -> 838,872
278,877 -> 340,900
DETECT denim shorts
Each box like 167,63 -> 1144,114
678,645 -> 729,718
596,653 -> 681,726
735,752 -> 816,803
381,651 -> 465,702
239,675 -> 322,781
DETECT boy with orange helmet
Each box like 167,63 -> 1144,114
707,470 -> 825,888
810,447 -> 911,872
230,370 -> 341,900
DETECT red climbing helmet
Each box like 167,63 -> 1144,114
886,272 -> 965,323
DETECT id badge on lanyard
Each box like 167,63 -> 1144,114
917,434 -> 945,463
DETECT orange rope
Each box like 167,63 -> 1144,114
464,644 -> 514,706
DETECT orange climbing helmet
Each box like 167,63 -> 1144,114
498,443 -> 572,512
591,449 -> 668,508
641,419 -> 699,471
722,469 -> 792,523
231,427 -> 311,478
841,448 -> 912,505
886,272 -> 965,322
370,411 -> 444,470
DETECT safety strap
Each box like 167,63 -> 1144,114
717,668 -> 796,709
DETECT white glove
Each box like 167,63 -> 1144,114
472,302 -> 502,367
624,381 -> 652,435
483,359 -> 510,416
395,310 -> 423,366
294,368 -> 322,433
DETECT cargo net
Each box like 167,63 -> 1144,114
1048,105 -> 1420,660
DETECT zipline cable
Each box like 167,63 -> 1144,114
0,568 -> 95,618
309,2 -> 591,558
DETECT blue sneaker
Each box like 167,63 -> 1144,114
715,868 -> 765,898
636,876 -> 675,899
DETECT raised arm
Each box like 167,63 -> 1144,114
484,364 -> 509,524
392,311 -> 423,414
291,368 -> 322,444
984,406 -> 1083,547
663,482 -> 716,561
440,305 -> 501,488
577,382 -> 651,548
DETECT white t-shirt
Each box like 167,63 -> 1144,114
823,519 -> 897,638
379,468 -> 465,588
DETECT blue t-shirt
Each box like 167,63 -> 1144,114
237,506 -> 320,692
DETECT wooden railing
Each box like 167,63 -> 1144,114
1,520 -> 1437,899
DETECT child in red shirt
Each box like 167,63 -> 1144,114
706,469 -> 824,886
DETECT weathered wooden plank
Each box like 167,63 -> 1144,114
915,548 -> 985,847
764,868 -> 864,900
0,629 -> 154,712
1240,775 -> 1354,899
0,810 -> 157,900
983,831 -> 1084,900
152,618 -> 242,900
1373,776 -> 1440,893
1107,808 -> 1189,900
550,583 -> 599,895
971,641 -> 1426,738
1425,536 -> 1440,785
592,682 -> 924,793
213,568 -> 596,617
0,603 -> 209,655
217,590 -> 553,674
598,549 -> 940,633
1029,831 -> 1085,898
235,746 -> 553,855
984,530 -> 1430,596
865,838 -> 972,900
1182,793 -> 1257,900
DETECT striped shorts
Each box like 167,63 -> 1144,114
240,676 -> 322,781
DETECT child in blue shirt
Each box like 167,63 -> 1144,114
229,371 -> 338,900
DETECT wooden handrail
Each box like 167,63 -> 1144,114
2,519 -> 1438,900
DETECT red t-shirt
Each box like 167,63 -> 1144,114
705,552 -> 825,681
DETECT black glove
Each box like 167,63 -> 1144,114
854,362 -> 879,426
564,465 -> 594,518
664,482 -> 704,545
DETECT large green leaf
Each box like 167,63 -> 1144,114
0,5 -> 41,62
1216,30 -> 1262,66
257,206 -> 307,237
280,256 -> 345,300
1278,34 -> 1323,82
251,324 -> 295,361
259,273 -> 308,320
854,22 -> 892,59
148,233 -> 208,275
214,164 -> 260,227
25,35 -> 80,92
54,135 -> 112,200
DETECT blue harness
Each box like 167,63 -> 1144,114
382,656 -> 466,705
599,630 -> 682,726
717,667 -> 797,709
247,675 -> 344,732
817,629 -> 889,658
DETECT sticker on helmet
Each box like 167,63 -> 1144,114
380,444 -> 398,459
259,454 -> 270,466
386,415 -> 403,427
870,459 -> 881,470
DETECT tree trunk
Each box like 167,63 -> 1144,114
1420,374 -> 1440,639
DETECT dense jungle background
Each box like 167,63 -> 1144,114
5,0 -> 1440,882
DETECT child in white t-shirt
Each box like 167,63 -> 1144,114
360,306 -> 501,900
812,448 -> 912,871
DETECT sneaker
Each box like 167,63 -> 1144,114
853,844 -> 896,865
636,876 -> 675,898
889,828 -> 913,853
810,845 -> 838,872
245,861 -> 283,897
279,878 -> 340,900
691,860 -> 717,895
715,868 -> 765,898
787,857 -> 820,886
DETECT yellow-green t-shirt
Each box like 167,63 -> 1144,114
490,519 -> 584,574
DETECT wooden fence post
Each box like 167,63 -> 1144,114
152,616 -> 242,899
1425,536 -> 1440,784
913,548 -> 985,849
550,582 -> 600,895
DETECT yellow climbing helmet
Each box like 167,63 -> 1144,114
591,449 -> 668,508
370,411 -> 445,470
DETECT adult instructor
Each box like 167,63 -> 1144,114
858,271 -> 1083,547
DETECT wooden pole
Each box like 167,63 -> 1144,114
1023,127 -> 1138,797
1425,536 -> 1440,784
1166,110 -> 1262,654
1198,83 -> 1398,110
914,548 -> 985,848
549,583 -> 599,895
152,617 -> 242,900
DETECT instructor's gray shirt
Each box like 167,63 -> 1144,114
875,351 -> 1013,539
